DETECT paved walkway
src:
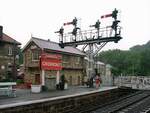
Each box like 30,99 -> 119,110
0,86 -> 117,106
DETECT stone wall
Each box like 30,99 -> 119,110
45,69 -> 83,86
114,76 -> 150,90
0,43 -> 19,80
23,42 -> 84,86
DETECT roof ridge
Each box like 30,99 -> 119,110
32,37 -> 58,44
2,33 -> 21,45
22,37 -> 85,56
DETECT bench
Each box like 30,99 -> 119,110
0,82 -> 16,97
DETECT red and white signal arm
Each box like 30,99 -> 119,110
63,22 -> 73,26
40,53 -> 62,70
101,13 -> 112,19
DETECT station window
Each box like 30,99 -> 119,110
8,47 -> 12,56
63,55 -> 69,63
32,50 -> 39,61
75,57 -> 80,64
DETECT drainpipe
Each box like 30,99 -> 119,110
0,26 -> 3,39
41,50 -> 45,88
41,69 -> 45,86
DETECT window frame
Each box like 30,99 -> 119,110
32,50 -> 39,61
8,46 -> 13,56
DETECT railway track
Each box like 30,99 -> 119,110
114,94 -> 150,113
91,90 -> 150,113
71,90 -> 150,113
70,90 -> 150,113
73,90 -> 141,113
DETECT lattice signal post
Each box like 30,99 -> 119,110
55,9 -> 122,81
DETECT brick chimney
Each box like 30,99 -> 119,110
0,26 -> 3,39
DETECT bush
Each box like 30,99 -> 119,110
16,79 -> 24,84
0,78 -> 15,82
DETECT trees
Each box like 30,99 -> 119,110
140,49 -> 150,75
97,40 -> 150,76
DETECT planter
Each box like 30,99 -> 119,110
31,85 -> 41,93
64,83 -> 68,89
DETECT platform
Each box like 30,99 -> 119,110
0,86 -> 118,109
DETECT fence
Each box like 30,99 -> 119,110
114,76 -> 150,90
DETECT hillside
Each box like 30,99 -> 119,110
97,40 -> 150,76
130,41 -> 150,51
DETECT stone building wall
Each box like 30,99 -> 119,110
24,67 -> 40,84
63,69 -> 83,85
23,42 -> 84,87
0,43 -> 19,80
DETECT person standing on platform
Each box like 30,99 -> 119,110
89,76 -> 94,88
60,74 -> 65,90
95,74 -> 100,89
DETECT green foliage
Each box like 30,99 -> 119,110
19,48 -> 23,65
0,78 -> 15,82
97,41 -> 150,76
16,79 -> 24,84
140,49 -> 150,75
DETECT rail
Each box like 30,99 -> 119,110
92,91 -> 150,113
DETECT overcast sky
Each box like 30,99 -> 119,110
0,0 -> 150,50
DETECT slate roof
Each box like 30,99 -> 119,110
23,37 -> 85,56
0,33 -> 21,45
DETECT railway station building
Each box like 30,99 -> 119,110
22,37 -> 85,90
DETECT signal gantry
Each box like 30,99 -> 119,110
55,8 -> 122,79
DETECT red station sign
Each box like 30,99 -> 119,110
40,53 -> 62,70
